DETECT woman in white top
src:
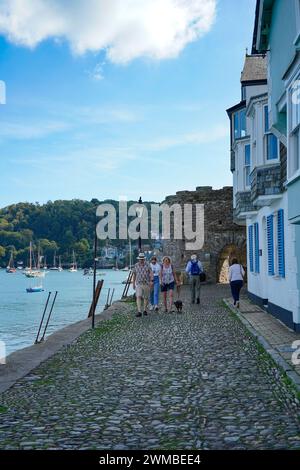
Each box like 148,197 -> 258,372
228,258 -> 245,308
160,256 -> 178,313
149,256 -> 161,311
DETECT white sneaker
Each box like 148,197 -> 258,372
149,305 -> 154,311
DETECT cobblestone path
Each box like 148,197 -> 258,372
0,285 -> 299,450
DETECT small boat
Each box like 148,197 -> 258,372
83,268 -> 93,276
26,286 -> 44,293
25,242 -> 45,278
49,252 -> 62,271
6,251 -> 17,273
68,251 -> 78,272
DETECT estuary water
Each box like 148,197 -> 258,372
0,269 -> 131,357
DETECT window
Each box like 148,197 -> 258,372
233,109 -> 246,139
264,105 -> 279,160
254,222 -> 260,273
248,225 -> 254,273
241,86 -> 246,101
289,80 -> 300,176
244,144 -> 251,187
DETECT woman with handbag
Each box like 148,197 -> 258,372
228,258 -> 245,308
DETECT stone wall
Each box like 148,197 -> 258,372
251,164 -> 281,202
162,186 -> 247,283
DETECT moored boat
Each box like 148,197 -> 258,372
26,286 -> 44,293
24,242 -> 45,278
68,251 -> 78,272
6,251 -> 17,273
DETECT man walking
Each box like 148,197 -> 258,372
185,254 -> 203,304
132,253 -> 153,317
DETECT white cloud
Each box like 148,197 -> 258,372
87,62 -> 105,81
0,0 -> 216,63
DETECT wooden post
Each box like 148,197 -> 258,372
88,279 -> 104,319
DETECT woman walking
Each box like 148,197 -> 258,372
160,256 -> 178,313
228,258 -> 245,308
149,256 -> 161,311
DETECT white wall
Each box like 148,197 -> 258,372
247,192 -> 299,324
245,84 -> 267,103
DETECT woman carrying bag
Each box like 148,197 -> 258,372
228,258 -> 245,308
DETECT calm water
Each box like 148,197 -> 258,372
0,269 -> 132,357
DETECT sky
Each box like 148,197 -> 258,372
0,0 -> 256,207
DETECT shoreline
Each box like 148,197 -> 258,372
0,300 -> 125,394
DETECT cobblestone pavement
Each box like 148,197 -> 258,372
0,284 -> 299,450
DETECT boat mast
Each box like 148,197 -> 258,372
29,242 -> 32,271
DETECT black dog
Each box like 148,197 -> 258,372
174,300 -> 183,313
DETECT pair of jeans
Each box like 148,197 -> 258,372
230,280 -> 243,303
150,276 -> 160,306
190,275 -> 201,303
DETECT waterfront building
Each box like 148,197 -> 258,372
227,0 -> 300,331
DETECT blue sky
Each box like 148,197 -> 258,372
0,0 -> 256,206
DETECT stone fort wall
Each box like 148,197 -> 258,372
162,186 -> 247,283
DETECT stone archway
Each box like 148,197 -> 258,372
217,244 -> 247,284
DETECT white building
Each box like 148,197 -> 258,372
227,54 -> 300,332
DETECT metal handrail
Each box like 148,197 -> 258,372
39,291 -> 58,342
35,292 -> 51,344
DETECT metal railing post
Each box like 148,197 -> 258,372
35,292 -> 51,344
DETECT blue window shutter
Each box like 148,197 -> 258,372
267,215 -> 274,275
277,209 -> 285,277
248,225 -> 254,272
254,222 -> 260,273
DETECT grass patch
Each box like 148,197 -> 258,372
122,296 -> 136,304
0,405 -> 8,413
94,313 -> 131,337
32,378 -> 54,387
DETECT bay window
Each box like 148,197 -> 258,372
264,105 -> 279,160
233,109 -> 246,140
244,144 -> 251,188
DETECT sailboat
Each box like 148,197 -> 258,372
25,242 -> 45,278
6,251 -> 17,273
58,255 -> 63,272
68,251 -> 78,272
50,252 -> 59,271
43,255 -> 48,270
112,256 -> 119,271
